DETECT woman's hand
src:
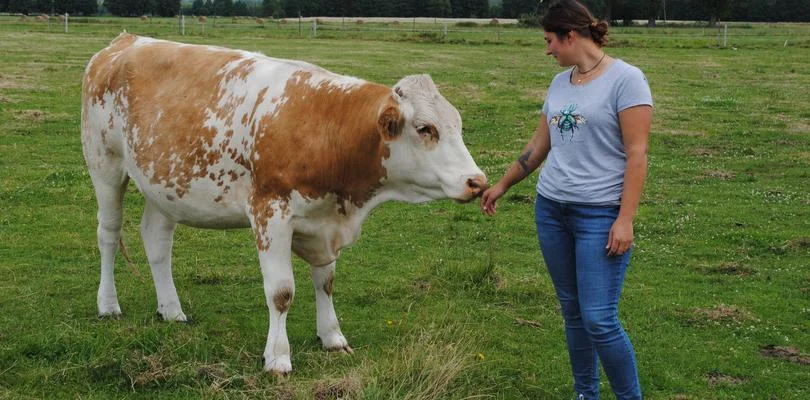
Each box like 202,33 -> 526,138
606,216 -> 634,256
480,182 -> 507,216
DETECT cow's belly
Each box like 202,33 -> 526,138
127,166 -> 252,229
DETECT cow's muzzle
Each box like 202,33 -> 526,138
456,174 -> 488,203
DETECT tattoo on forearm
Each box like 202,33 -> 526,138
518,150 -> 532,173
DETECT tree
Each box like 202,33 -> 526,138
191,0 -> 203,14
705,0 -> 731,26
262,0 -> 282,17
233,0 -> 248,15
501,0 -> 542,19
425,0 -> 451,17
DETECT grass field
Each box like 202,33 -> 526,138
0,17 -> 809,399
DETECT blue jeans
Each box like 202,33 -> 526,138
534,195 -> 642,400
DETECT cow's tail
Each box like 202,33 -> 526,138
118,237 -> 143,279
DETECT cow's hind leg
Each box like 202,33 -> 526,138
90,170 -> 129,317
312,262 -> 352,354
140,200 -> 186,321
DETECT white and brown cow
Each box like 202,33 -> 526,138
81,33 -> 487,375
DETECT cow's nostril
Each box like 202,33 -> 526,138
466,175 -> 488,195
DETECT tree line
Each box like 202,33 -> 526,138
1,0 -> 808,23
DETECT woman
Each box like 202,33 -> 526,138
480,1 -> 653,399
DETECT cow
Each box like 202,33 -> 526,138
81,33 -> 488,375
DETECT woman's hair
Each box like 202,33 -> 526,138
540,0 -> 609,47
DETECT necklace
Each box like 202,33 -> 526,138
572,52 -> 606,84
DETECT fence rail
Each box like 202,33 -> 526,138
1,16 -> 809,49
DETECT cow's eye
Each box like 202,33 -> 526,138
416,125 -> 438,141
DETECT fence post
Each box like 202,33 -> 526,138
443,24 -> 447,39
180,14 -> 185,36
64,13 -> 68,33
313,19 -> 317,37
723,24 -> 727,47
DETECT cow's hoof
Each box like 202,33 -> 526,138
327,344 -> 354,355
264,356 -> 292,376
158,310 -> 187,322
98,304 -> 122,318
319,333 -> 352,354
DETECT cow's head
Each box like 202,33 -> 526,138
379,75 -> 487,203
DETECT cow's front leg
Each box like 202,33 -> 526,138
312,261 -> 353,354
250,201 -> 295,376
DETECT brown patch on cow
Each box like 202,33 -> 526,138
251,71 -> 399,209
706,371 -> 747,387
249,193 -> 276,251
85,34 -> 256,199
273,287 -> 293,313
166,195 -> 175,201
323,273 -> 334,297
760,345 -> 810,366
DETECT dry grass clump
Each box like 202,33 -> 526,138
361,324 -> 485,400
688,303 -> 755,326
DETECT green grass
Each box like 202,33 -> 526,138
1,17 -> 809,399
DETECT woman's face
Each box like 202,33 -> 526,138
544,31 -> 573,67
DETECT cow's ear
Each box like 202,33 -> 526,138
394,86 -> 404,99
378,105 -> 404,138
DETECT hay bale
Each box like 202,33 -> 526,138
37,14 -> 49,21
198,16 -> 207,23
140,15 -> 149,22
255,18 -> 265,25
489,18 -> 500,25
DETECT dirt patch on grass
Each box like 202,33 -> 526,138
412,279 -> 432,292
313,373 -> 363,400
478,149 -> 514,158
760,345 -> 810,366
522,88 -> 547,102
660,128 -> 706,137
13,109 -> 45,123
692,148 -> 719,157
125,353 -> 174,389
0,74 -> 37,90
771,237 -> 810,254
707,371 -> 747,386
700,261 -> 758,276
702,169 -> 736,180
689,303 -> 755,325
789,121 -> 810,134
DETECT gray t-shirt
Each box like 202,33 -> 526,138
538,59 -> 653,205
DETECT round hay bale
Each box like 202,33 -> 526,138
489,18 -> 500,25
255,18 -> 265,25
198,16 -> 207,23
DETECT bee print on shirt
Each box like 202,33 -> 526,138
549,103 -> 586,143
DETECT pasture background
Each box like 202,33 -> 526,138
0,17 -> 809,399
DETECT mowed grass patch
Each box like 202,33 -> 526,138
1,22 -> 809,399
